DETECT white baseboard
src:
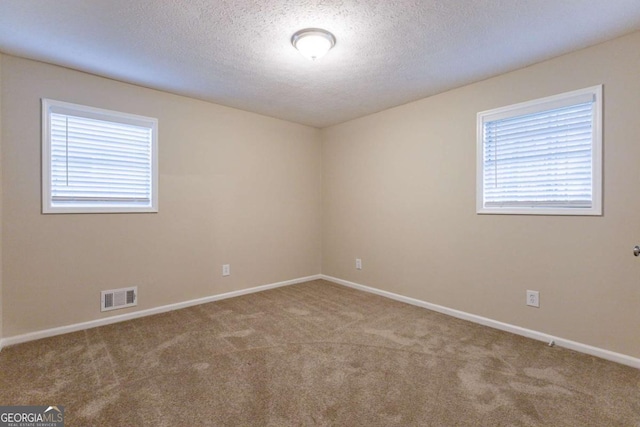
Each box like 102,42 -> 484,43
0,274 -> 322,350
3,273 -> 638,370
321,275 -> 640,370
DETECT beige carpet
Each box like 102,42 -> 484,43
0,279 -> 638,426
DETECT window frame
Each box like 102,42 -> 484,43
476,85 -> 603,216
42,99 -> 158,214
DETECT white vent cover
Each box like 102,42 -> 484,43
101,286 -> 137,312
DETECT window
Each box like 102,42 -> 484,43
42,99 -> 158,213
476,85 -> 602,215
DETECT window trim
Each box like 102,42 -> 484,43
42,99 -> 158,214
476,85 -> 603,216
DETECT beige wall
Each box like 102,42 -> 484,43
0,54 -> 3,340
1,55 -> 322,338
322,31 -> 640,359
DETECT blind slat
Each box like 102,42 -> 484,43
481,97 -> 595,209
49,110 -> 154,208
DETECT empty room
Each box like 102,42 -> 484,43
0,1 -> 639,425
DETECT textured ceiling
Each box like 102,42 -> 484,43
1,1 -> 640,128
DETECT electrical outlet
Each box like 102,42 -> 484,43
222,264 -> 230,277
526,290 -> 539,308
356,258 -> 362,270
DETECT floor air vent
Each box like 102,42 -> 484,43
101,286 -> 137,312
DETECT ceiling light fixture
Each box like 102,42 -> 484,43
291,28 -> 336,61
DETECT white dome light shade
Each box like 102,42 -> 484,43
291,28 -> 336,60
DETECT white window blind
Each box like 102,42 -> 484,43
477,86 -> 602,215
42,99 -> 158,213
